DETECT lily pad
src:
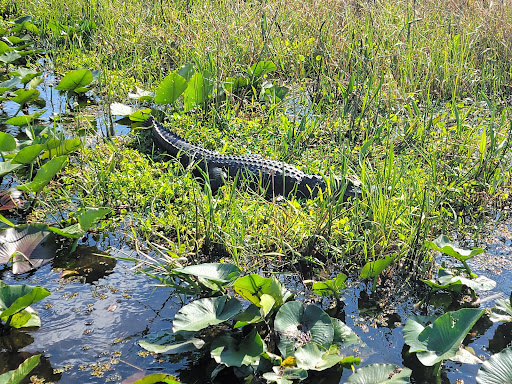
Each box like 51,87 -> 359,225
425,235 -> 484,261
172,296 -> 241,332
155,72 -> 187,105
5,111 -> 44,126
17,155 -> 68,193
133,373 -> 181,384
423,268 -> 496,292
128,87 -> 155,102
55,69 -> 93,92
234,274 -> 291,307
0,283 -> 50,327
175,262 -> 241,285
332,318 -> 360,347
476,347 -> 512,384
9,89 -> 40,105
274,301 -> 334,358
403,308 -> 484,366
210,328 -> 265,367
359,256 -> 395,279
490,295 -> 512,323
346,363 -> 412,384
139,329 -> 204,354
0,132 -> 16,152
295,343 -> 353,371
309,273 -> 347,296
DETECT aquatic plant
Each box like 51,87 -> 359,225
0,354 -> 40,384
138,263 -> 360,382
476,346 -> 512,384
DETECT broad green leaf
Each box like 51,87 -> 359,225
210,328 -> 265,367
51,207 -> 110,239
41,138 -> 82,159
233,303 -> 263,328
248,61 -> 277,79
133,373 -> 181,384
262,366 -> 308,384
295,343 -> 348,371
175,262 -> 241,284
55,69 -> 93,92
0,41 -> 10,55
332,318 -> 360,347
0,161 -> 22,177
450,346 -> 483,364
139,329 -> 204,354
0,354 -> 40,384
490,296 -> 512,322
5,111 -> 44,126
17,155 -> 68,193
310,273 -> 347,296
476,347 -> 512,384
359,255 -> 395,279
346,363 -> 412,384
0,284 -> 50,326
0,77 -> 20,92
0,51 -> 21,64
11,68 -> 41,84
403,308 -> 484,366
172,296 -> 241,332
184,71 -> 213,111
425,234 -> 484,261
9,89 -> 39,105
424,268 -> 496,292
234,274 -> 289,307
155,72 -> 187,105
176,63 -> 195,81
274,301 -> 334,357
224,76 -> 250,92
129,108 -> 151,122
7,306 -> 41,328
0,132 -> 16,151
11,144 -> 45,164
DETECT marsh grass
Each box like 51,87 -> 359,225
15,0 -> 512,275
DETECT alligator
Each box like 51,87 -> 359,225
145,116 -> 362,200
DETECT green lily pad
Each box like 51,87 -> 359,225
295,343 -> 351,371
41,138 -> 82,159
233,303 -> 264,328
262,366 -> 308,384
224,76 -> 250,93
234,274 -> 291,307
248,61 -> 276,79
11,67 -> 42,84
175,262 -> 241,284
359,256 -> 395,279
17,155 -> 68,193
0,132 -> 16,152
55,69 -> 93,92
332,318 -> 360,347
49,207 -> 110,239
0,77 -> 20,93
476,347 -> 512,384
274,301 -> 334,358
423,268 -> 496,292
403,308 -> 484,366
9,89 -> 40,105
346,363 -> 412,384
490,296 -> 512,323
425,235 -> 484,261
172,296 -> 241,332
0,51 -> 21,64
155,72 -> 187,105
210,328 -> 265,367
127,87 -> 155,102
0,283 -> 50,327
139,329 -> 204,354
5,111 -> 44,126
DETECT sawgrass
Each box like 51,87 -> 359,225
15,0 -> 512,273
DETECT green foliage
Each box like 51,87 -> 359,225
0,355 -> 41,384
346,363 -> 412,384
489,292 -> 512,323
403,308 -> 484,367
55,68 -> 93,93
476,347 -> 512,384
132,374 -> 181,384
0,282 -> 50,328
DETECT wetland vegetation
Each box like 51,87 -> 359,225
0,0 -> 512,382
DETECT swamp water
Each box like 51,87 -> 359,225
1,64 -> 511,384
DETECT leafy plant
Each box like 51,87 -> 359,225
139,263 -> 360,382
0,281 -> 50,329
403,308 -> 484,375
0,354 -> 40,384
489,290 -> 512,323
346,363 -> 412,384
476,346 -> 512,384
